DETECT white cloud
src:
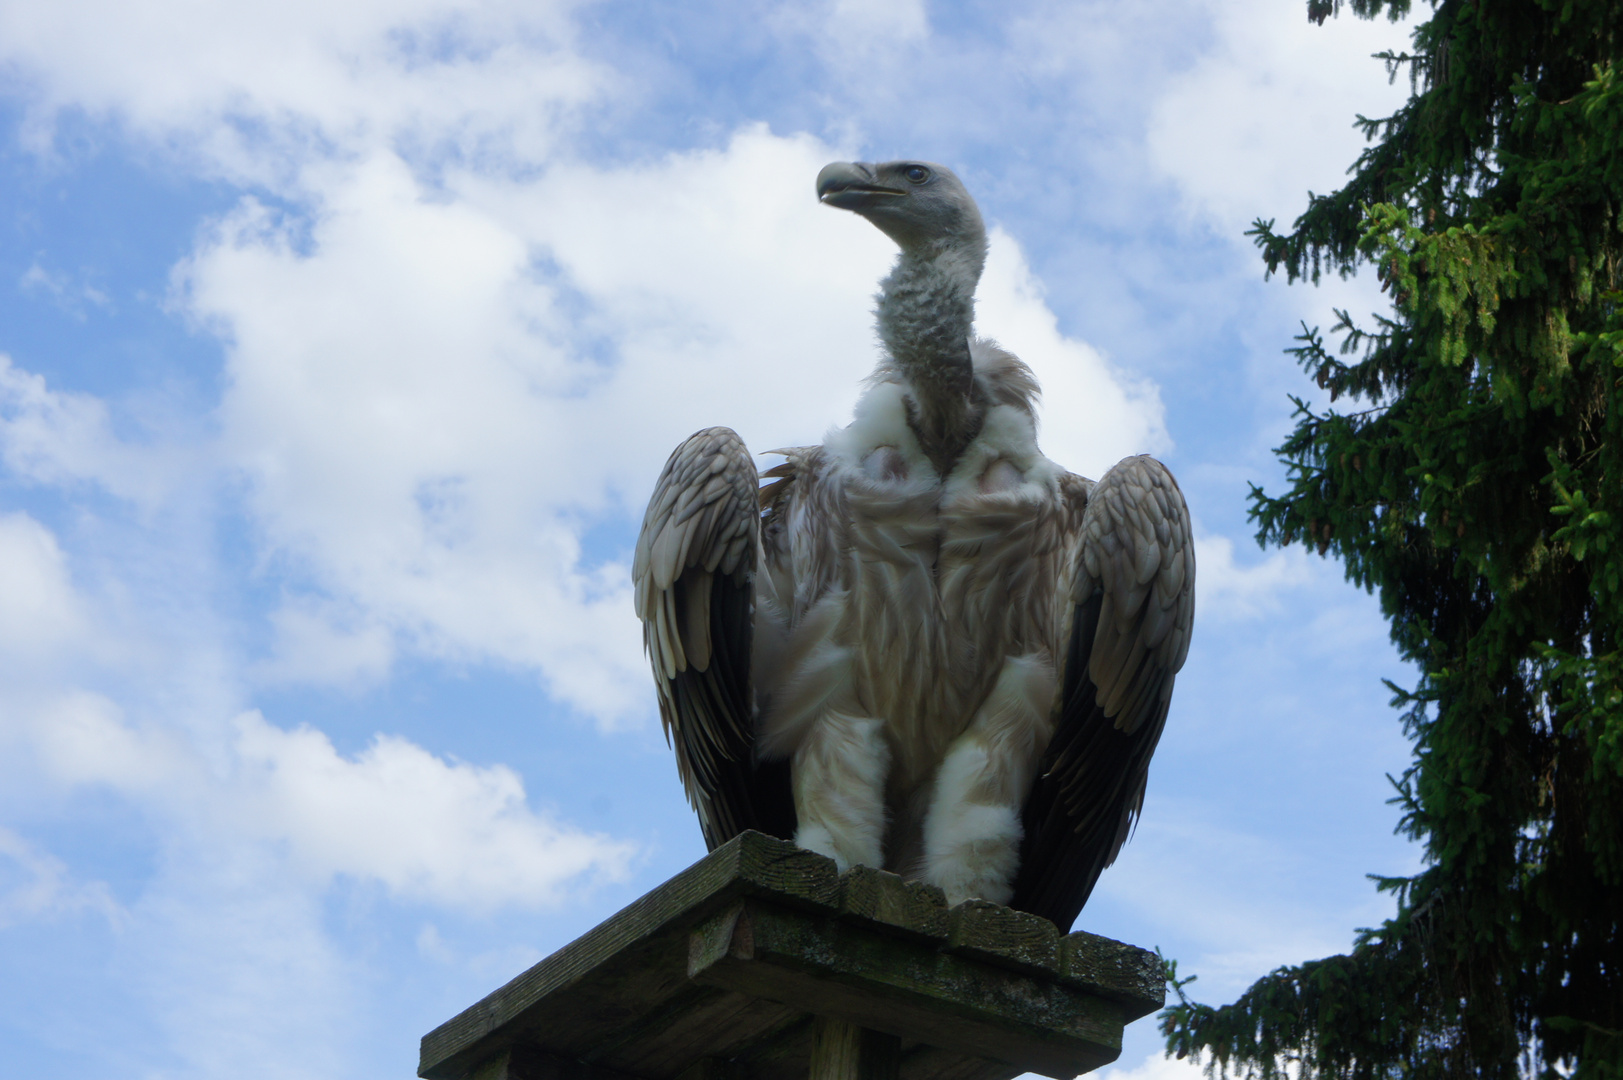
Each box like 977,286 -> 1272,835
173,124 -> 1164,719
1148,0 -> 1414,240
0,354 -> 184,505
19,262 -> 112,318
415,921 -> 546,978
0,0 -> 1176,727
255,600 -> 395,688
28,691 -> 189,793
181,152 -> 648,716
490,126 -> 895,454
831,0 -> 927,38
767,0 -> 930,80
0,680 -> 633,1077
978,227 -> 1168,475
231,711 -> 635,909
122,852 -> 357,1080
0,0 -> 602,182
0,826 -> 122,928
1099,1050 -> 1210,1080
11,688 -> 635,912
0,510 -> 85,659
1096,807 -> 1379,992
1193,530 -> 1315,621
819,0 -> 929,56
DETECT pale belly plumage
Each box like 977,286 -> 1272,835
755,390 -> 1072,902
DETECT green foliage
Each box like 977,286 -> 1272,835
1160,3 -> 1623,1079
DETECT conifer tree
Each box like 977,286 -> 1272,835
1159,2 -> 1622,1078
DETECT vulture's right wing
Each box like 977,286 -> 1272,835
633,427 -> 791,849
1012,455 -> 1194,930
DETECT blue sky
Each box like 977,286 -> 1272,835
0,2 -> 1423,1078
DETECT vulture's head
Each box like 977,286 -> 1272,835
817,160 -> 986,265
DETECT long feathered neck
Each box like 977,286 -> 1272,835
875,240 -> 988,475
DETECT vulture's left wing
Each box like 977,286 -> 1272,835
1012,455 -> 1194,930
633,427 -> 791,849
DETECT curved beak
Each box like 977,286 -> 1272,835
817,161 -> 903,212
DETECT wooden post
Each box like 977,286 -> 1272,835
418,832 -> 1164,1080
808,1019 -> 899,1080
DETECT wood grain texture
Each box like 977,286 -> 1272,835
419,832 -> 1159,1080
420,833 -> 837,1078
688,900 -> 1126,1079
1059,931 -> 1165,1017
947,900 -> 1061,976
809,1018 -> 901,1080
837,866 -> 950,943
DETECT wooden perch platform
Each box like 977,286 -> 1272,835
419,832 -> 1164,1080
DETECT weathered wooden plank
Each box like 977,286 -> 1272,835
599,988 -> 798,1076
688,900 -> 1129,1079
838,867 -> 949,943
947,900 -> 1061,977
420,832 -> 838,1080
726,1011 -> 819,1080
809,1018 -> 901,1080
421,832 -> 1163,1080
1058,932 -> 1165,1020
578,983 -> 734,1071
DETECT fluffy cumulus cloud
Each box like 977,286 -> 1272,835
0,0 -> 600,178
0,0 -> 1170,723
1148,0 -> 1414,239
6,647 -> 632,914
0,682 -> 631,1077
232,712 -> 633,908
1193,529 -> 1315,621
176,122 -> 1166,712
0,509 -> 85,660
1102,1051 -> 1209,1080
0,354 -> 185,505
977,227 -> 1167,475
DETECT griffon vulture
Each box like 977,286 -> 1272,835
633,159 -> 1194,930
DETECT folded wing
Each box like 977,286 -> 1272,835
1011,455 -> 1195,930
633,426 -> 793,848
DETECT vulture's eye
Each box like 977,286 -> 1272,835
904,165 -> 930,184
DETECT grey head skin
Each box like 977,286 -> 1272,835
816,160 -> 990,475
815,160 -> 986,262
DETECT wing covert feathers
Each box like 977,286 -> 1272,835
1012,454 -> 1195,930
633,427 -> 792,849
